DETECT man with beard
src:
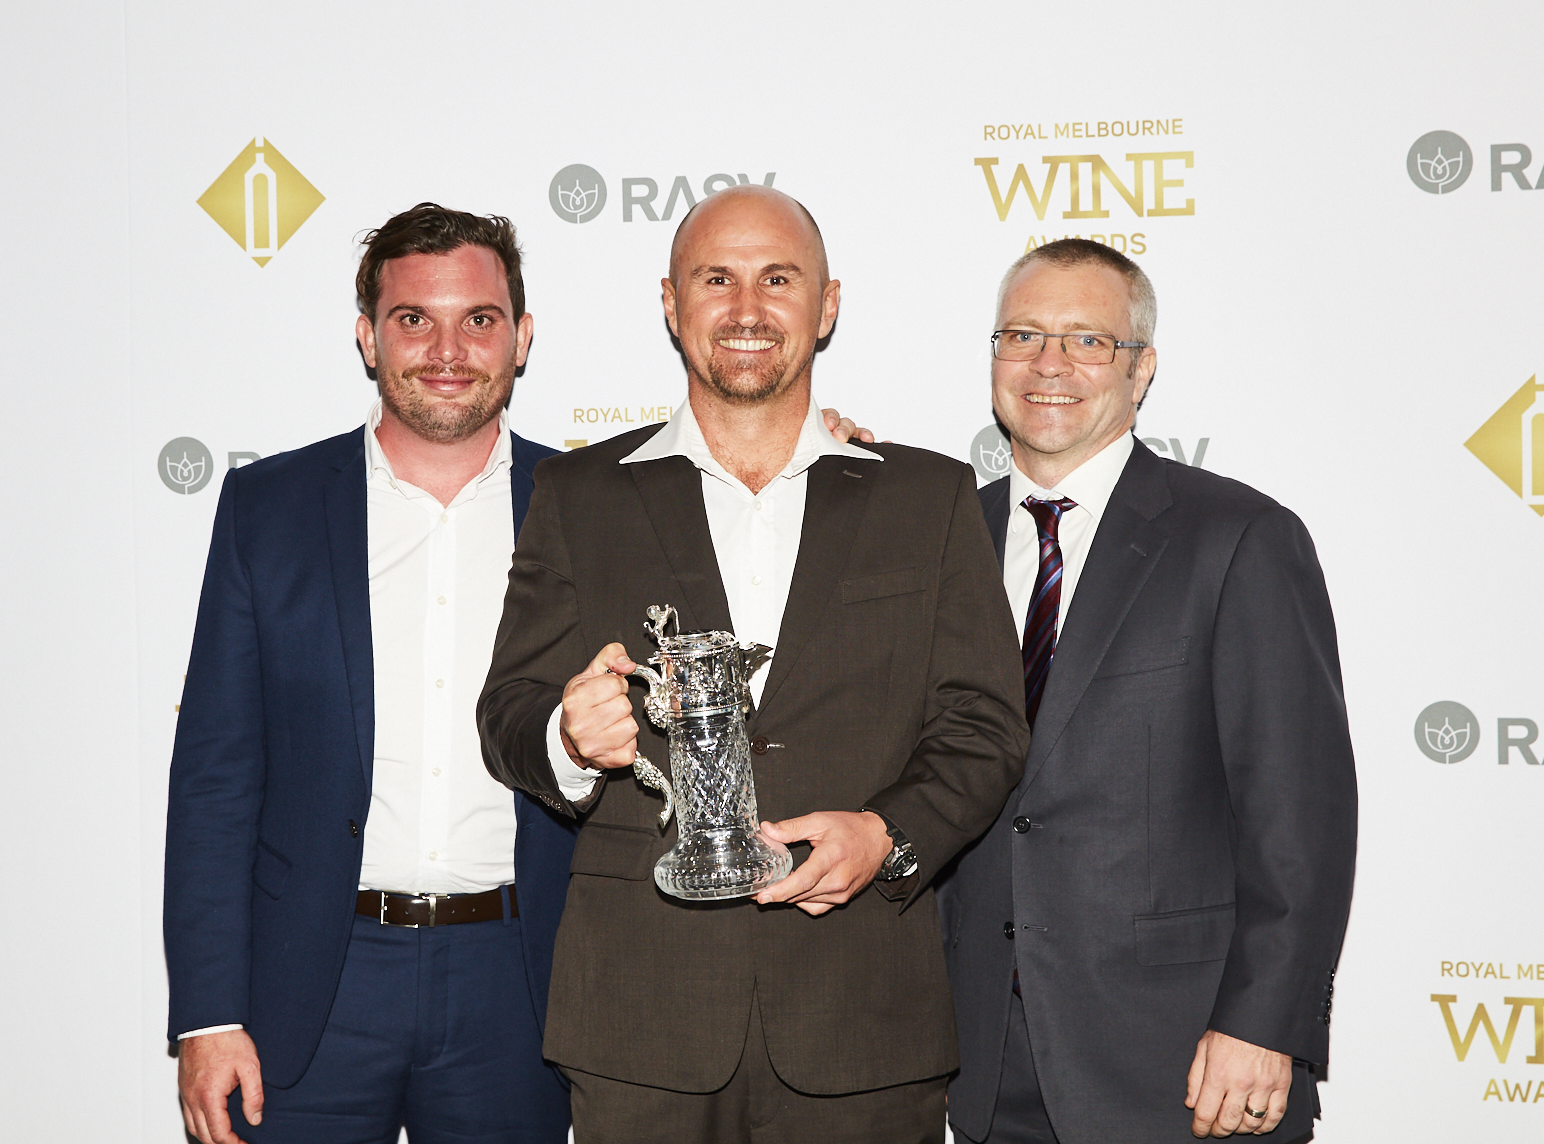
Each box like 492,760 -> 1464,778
476,185 -> 1029,1143
164,204 -> 579,1144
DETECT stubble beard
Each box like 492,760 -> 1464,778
695,325 -> 812,407
378,360 -> 516,444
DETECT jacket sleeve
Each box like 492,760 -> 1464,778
1205,504 -> 1358,1064
478,466 -> 582,817
863,464 -> 1030,903
163,470 -> 265,1041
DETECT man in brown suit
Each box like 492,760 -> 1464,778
477,186 -> 1028,1143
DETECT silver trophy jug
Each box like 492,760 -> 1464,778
628,604 -> 793,900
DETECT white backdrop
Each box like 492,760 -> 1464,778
5,2 -> 1543,1139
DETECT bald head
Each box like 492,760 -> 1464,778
668,185 -> 829,287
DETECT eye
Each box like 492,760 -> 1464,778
1011,331 -> 1039,344
1073,334 -> 1106,349
468,314 -> 493,328
400,314 -> 425,328
764,275 -> 788,286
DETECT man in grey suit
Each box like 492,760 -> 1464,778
938,239 -> 1357,1143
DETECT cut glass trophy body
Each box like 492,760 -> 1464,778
629,604 -> 793,900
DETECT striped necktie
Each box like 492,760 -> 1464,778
1021,496 -> 1077,730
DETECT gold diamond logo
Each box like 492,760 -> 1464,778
1465,375 -> 1544,517
197,137 -> 324,266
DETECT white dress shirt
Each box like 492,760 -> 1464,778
548,395 -> 883,800
1004,432 -> 1132,638
360,399 -> 521,894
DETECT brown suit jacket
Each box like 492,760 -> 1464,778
477,425 -> 1028,1094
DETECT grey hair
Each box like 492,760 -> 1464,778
996,238 -> 1157,347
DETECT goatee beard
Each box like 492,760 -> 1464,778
698,325 -> 810,406
379,364 -> 515,444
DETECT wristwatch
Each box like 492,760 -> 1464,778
864,808 -> 919,881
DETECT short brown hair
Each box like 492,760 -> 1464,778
355,202 -> 525,322
998,238 -> 1156,346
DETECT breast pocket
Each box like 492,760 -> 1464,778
1093,636 -> 1190,680
840,566 -> 926,604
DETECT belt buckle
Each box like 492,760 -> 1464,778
377,892 -> 442,929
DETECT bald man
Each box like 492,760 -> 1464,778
477,186 -> 1028,1143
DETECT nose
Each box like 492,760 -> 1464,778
1032,336 -> 1074,375
730,282 -> 765,329
428,322 -> 467,365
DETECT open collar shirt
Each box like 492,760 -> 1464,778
361,399 -> 521,895
549,395 -> 882,800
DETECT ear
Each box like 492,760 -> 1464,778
513,312 -> 535,368
661,277 -> 679,337
355,314 -> 378,369
818,279 -> 841,339
1131,344 -> 1157,406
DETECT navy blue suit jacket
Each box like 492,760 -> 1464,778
164,426 -> 577,1089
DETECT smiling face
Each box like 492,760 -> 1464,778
661,187 -> 839,407
354,245 -> 533,444
991,259 -> 1157,486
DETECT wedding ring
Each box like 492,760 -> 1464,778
1245,1106 -> 1268,1119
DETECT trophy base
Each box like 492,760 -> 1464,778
654,826 -> 793,900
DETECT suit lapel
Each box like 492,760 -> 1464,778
323,429 -> 375,789
756,456 -> 873,714
1018,441 -> 1172,789
628,455 -> 734,634
978,476 -> 1011,573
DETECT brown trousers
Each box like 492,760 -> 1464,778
566,991 -> 947,1144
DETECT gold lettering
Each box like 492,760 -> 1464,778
564,439 -> 587,450
1431,995 -> 1528,1062
1502,1080 -> 1535,1102
1129,151 -> 1195,216
1484,1079 -> 1502,1101
1443,961 -> 1455,977
1055,122 -> 1070,138
975,157 -> 1064,222
1130,233 -> 1146,254
1508,997 -> 1544,1064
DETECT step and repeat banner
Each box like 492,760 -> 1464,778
22,1 -> 1536,1139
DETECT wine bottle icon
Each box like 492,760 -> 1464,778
1523,383 -> 1544,508
244,136 -> 280,260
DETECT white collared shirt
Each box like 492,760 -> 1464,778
548,395 -> 882,800
360,399 -> 521,894
1004,432 -> 1132,639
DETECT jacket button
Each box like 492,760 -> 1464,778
1003,922 -> 1015,939
750,736 -> 770,755
348,820 -> 359,838
1013,817 -> 1031,833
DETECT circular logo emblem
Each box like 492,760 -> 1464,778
969,423 -> 1013,484
548,164 -> 607,223
1407,131 -> 1472,194
1414,701 -> 1479,763
158,437 -> 214,495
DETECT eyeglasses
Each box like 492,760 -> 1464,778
991,330 -> 1147,365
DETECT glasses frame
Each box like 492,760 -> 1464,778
990,329 -> 1148,365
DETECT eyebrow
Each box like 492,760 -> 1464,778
691,262 -> 807,279
384,302 -> 509,320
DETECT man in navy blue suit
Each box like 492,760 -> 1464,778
164,204 -> 578,1144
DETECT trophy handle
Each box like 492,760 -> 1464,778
632,750 -> 674,830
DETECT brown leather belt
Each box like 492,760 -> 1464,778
356,886 -> 516,928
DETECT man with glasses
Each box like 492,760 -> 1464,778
937,239 -> 1358,1143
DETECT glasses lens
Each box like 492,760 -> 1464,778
994,331 -> 1045,360
1063,334 -> 1117,364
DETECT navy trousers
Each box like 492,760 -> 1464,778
228,911 -> 569,1144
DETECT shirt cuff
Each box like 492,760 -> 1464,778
178,1024 -> 244,1040
548,705 -> 601,801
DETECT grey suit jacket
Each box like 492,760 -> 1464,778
938,437 -> 1357,1144
477,425 -> 1029,1094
